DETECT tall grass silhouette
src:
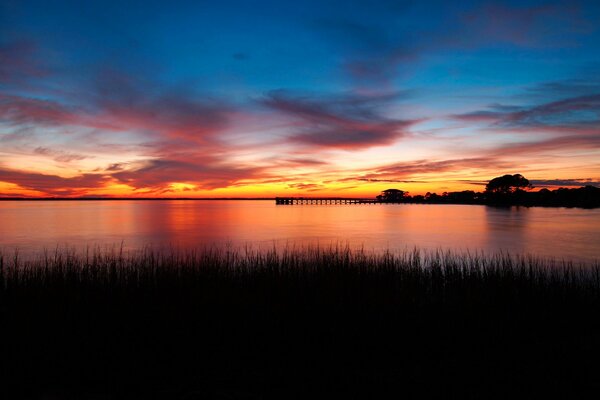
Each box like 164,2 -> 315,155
1,245 -> 599,399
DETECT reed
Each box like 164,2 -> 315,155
1,245 -> 599,399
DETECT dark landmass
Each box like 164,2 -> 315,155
382,185 -> 600,208
1,185 -> 600,208
2,247 -> 599,399
377,175 -> 600,208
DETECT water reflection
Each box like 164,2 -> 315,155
484,206 -> 529,255
0,200 -> 598,263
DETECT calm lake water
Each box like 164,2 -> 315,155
1,200 -> 599,263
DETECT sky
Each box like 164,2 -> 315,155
1,0 -> 599,198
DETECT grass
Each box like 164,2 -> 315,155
1,245 -> 600,399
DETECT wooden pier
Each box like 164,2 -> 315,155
275,197 -> 378,205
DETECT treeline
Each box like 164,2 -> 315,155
378,174 -> 600,207
402,185 -> 600,208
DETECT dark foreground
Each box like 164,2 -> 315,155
1,247 -> 600,399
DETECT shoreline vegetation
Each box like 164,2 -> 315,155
377,184 -> 600,208
375,174 -> 600,208
2,246 -> 600,399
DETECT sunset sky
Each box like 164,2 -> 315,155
1,0 -> 599,197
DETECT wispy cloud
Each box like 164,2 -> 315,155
33,147 -> 90,163
531,178 -> 600,187
0,94 -> 87,127
262,90 -> 417,150
454,93 -> 600,130
287,182 -> 325,191
91,69 -> 232,143
490,135 -> 600,156
327,157 -> 512,185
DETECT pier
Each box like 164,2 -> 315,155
275,197 -> 378,205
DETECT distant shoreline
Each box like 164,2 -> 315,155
1,196 -> 600,208
0,197 -> 276,201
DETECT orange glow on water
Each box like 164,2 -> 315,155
1,200 -> 599,263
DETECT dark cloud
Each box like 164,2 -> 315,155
503,94 -> 600,128
531,179 -> 600,188
105,163 -> 126,171
262,90 -> 417,150
454,93 -> 600,132
0,167 -> 109,196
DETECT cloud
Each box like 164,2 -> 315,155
454,93 -> 600,132
525,78 -> 600,99
92,69 -> 232,143
335,157 -> 512,184
0,94 -> 83,126
286,182 -> 325,191
355,179 -> 428,183
111,159 -> 264,191
491,135 -> 600,156
502,94 -> 600,128
281,158 -> 329,166
0,70 -> 246,194
105,163 -> 126,172
1,68 -> 234,145
33,147 -> 89,163
262,90 -> 417,150
531,179 -> 600,188
367,157 -> 510,179
0,168 -> 109,196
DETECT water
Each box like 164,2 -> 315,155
1,200 -> 599,263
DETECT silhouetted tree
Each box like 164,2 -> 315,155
485,174 -> 532,194
377,189 -> 408,202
